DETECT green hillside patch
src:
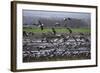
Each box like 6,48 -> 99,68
23,27 -> 90,33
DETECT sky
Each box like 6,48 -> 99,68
23,10 -> 91,25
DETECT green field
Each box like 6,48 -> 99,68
23,27 -> 90,33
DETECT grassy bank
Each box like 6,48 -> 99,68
23,27 -> 90,33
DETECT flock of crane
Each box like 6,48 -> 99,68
23,18 -> 91,62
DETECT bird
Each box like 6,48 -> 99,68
38,20 -> 44,30
52,27 -> 56,35
64,17 -> 71,21
67,27 -> 72,34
